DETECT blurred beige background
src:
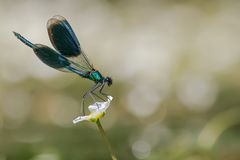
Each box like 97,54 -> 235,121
0,0 -> 240,160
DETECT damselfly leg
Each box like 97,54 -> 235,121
80,82 -> 108,115
99,83 -> 110,100
81,83 -> 101,115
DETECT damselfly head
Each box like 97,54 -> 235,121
105,77 -> 112,86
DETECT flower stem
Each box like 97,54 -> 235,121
96,120 -> 117,160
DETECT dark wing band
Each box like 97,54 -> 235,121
33,44 -> 71,69
33,44 -> 88,78
47,15 -> 81,57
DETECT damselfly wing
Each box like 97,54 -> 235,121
47,15 -> 93,72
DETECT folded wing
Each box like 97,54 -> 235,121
47,15 -> 80,57
47,15 -> 93,70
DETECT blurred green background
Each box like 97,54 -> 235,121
0,0 -> 240,160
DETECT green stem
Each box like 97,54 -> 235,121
96,120 -> 118,160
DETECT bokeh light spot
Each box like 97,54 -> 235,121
127,84 -> 161,117
177,75 -> 218,111
30,153 -> 59,160
132,140 -> 151,159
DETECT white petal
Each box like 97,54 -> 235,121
72,115 -> 91,124
72,96 -> 113,124
88,96 -> 113,112
107,96 -> 113,101
88,104 -> 98,112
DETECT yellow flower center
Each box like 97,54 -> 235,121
88,112 -> 106,122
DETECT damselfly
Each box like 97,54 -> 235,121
13,15 -> 112,115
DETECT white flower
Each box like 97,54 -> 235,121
73,96 -> 113,123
